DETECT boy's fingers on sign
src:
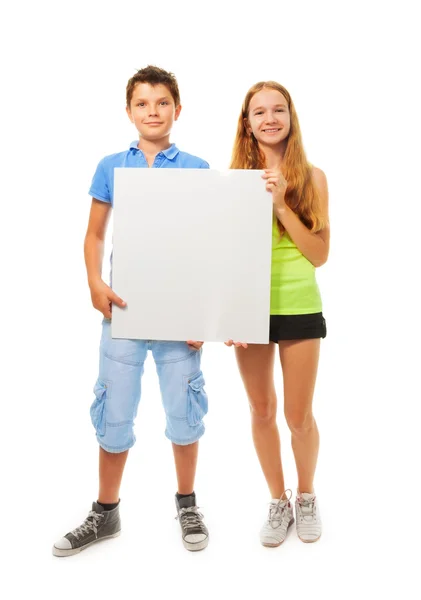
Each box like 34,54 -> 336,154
110,292 -> 126,307
187,340 -> 204,350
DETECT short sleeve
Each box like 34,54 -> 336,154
89,159 -> 111,203
199,160 -> 210,169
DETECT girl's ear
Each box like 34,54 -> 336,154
243,117 -> 252,134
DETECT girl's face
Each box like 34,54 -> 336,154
246,89 -> 291,147
127,82 -> 181,141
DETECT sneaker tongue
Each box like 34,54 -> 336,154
178,495 -> 196,509
301,493 -> 314,501
271,498 -> 288,507
299,494 -> 315,519
92,501 -> 105,514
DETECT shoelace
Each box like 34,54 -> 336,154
176,507 -> 206,532
71,511 -> 104,540
268,489 -> 292,529
296,496 -> 316,522
268,501 -> 289,528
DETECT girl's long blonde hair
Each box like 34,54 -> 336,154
230,81 -> 326,234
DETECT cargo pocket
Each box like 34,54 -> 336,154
90,379 -> 107,436
186,371 -> 208,427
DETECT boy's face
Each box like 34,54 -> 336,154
126,83 -> 181,141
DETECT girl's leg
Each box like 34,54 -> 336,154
278,339 -> 320,493
235,343 -> 285,498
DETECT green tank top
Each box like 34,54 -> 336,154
270,219 -> 322,315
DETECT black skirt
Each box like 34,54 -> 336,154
269,313 -> 327,342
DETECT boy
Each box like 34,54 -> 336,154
53,66 -> 209,556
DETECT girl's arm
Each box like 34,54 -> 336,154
265,167 -> 330,268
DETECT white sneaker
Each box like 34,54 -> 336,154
260,490 -> 294,547
295,491 -> 322,543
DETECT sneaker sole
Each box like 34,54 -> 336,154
261,517 -> 294,548
298,533 -> 321,543
183,537 -> 209,552
52,531 -> 121,557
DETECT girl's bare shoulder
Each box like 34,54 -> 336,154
310,165 -> 327,185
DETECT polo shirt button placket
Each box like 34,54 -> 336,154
153,153 -> 164,168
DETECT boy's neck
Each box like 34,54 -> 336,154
137,136 -> 172,159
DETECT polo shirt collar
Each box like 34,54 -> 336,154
129,141 -> 180,160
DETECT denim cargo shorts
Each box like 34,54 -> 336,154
90,320 -> 208,453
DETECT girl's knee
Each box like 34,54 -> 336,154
250,398 -> 277,423
285,410 -> 315,434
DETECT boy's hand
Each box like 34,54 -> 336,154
89,279 -> 126,319
187,340 -> 204,350
224,339 -> 248,348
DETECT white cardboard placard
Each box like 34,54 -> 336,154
111,168 -> 272,343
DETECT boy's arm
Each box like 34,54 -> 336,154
84,199 -> 126,318
84,199 -> 111,285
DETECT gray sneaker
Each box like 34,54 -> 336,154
52,502 -> 121,557
175,494 -> 209,552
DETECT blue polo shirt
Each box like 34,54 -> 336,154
89,141 -> 209,204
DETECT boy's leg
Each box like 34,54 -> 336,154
153,341 -> 209,551
91,321 -> 147,454
99,447 -> 129,504
53,321 -> 147,557
93,324 -> 147,504
172,441 -> 198,495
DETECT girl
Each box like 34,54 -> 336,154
227,81 -> 329,546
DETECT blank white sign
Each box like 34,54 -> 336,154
111,169 -> 272,343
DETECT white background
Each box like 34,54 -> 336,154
1,0 -> 420,598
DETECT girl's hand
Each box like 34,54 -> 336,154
262,169 -> 288,213
89,279 -> 126,319
187,340 -> 204,350
224,339 -> 248,348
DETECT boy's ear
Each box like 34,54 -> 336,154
126,105 -> 134,123
174,104 -> 182,121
